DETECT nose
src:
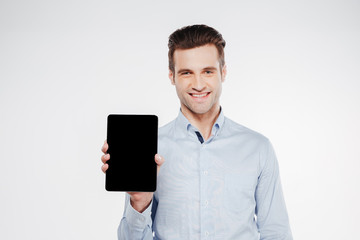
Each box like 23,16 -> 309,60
192,74 -> 206,92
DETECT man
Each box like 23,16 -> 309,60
101,24 -> 293,239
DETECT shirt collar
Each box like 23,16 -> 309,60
175,107 -> 225,135
214,107 -> 225,130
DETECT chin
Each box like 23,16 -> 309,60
189,106 -> 212,115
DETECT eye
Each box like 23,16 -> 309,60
181,72 -> 191,75
204,70 -> 215,75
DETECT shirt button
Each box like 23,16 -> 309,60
205,231 -> 209,236
204,170 -> 208,175
205,200 -> 209,206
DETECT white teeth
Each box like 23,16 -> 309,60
192,93 -> 207,97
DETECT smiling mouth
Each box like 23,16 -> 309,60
189,92 -> 210,98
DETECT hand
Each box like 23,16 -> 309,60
100,140 -> 165,213
101,140 -> 110,173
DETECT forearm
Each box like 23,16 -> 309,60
256,140 -> 293,240
117,194 -> 154,240
118,216 -> 153,240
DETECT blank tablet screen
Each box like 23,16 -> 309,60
105,114 -> 158,192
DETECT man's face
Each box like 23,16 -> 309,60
169,44 -> 226,116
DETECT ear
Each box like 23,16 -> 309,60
221,65 -> 227,82
169,70 -> 175,85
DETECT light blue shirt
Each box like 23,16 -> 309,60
118,109 -> 292,240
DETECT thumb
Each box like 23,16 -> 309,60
155,154 -> 165,175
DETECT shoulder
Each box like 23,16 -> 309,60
223,117 -> 269,141
221,116 -> 272,154
222,116 -> 275,169
158,118 -> 176,138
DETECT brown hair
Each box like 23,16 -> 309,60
168,24 -> 226,73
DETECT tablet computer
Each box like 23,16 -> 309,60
105,114 -> 158,192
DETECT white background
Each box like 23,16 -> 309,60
1,0 -> 359,239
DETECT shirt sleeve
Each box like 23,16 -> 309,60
255,140 -> 293,240
117,193 -> 154,240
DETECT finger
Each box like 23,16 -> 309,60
155,154 -> 164,175
101,141 -> 108,154
101,164 -> 108,173
155,154 -> 164,166
101,154 -> 110,164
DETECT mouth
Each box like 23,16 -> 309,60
189,92 -> 210,98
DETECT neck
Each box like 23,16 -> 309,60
181,104 -> 221,141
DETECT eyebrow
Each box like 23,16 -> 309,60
177,67 -> 218,74
203,67 -> 218,71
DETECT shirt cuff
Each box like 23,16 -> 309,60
124,197 -> 153,230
